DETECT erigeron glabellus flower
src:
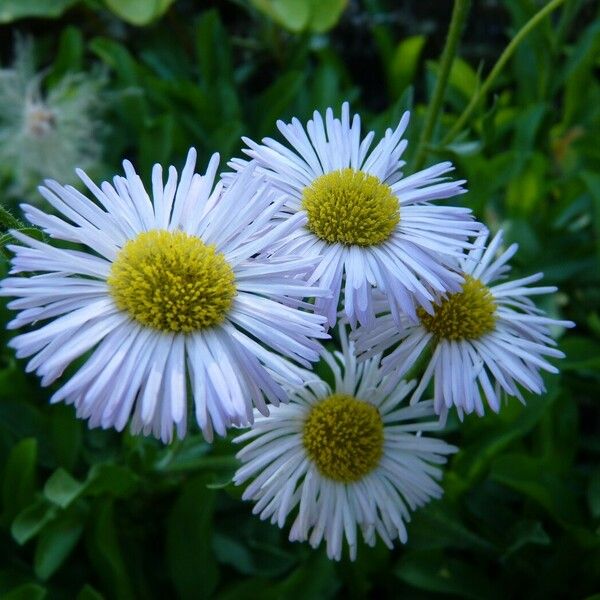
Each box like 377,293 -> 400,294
229,102 -> 482,328
0,149 -> 330,442
233,326 -> 456,561
0,38 -> 105,198
354,230 -> 575,418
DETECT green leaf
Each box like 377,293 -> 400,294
44,469 -> 84,509
396,553 -> 500,600
11,500 -> 57,545
490,453 -> 583,525
307,0 -> 348,33
581,171 -> 600,265
195,10 -> 234,87
503,520 -> 551,559
388,36 -> 426,98
273,552 -> 338,598
1,438 -> 37,524
102,0 -> 175,26
85,464 -> 138,498
213,532 -> 256,575
587,469 -> 600,519
452,386 -> 560,492
48,26 -> 84,85
2,583 -> 47,600
34,512 -> 84,579
255,71 -> 306,138
167,475 -> 219,599
85,500 -> 135,599
0,0 -> 77,23
251,0 -> 347,33
76,585 -> 105,600
49,404 -> 82,472
407,502 -> 496,553
251,0 -> 310,32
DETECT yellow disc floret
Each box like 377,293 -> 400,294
418,275 -> 497,341
302,169 -> 399,246
302,393 -> 384,483
108,230 -> 236,333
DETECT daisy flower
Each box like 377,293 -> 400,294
0,37 -> 105,199
0,149 -> 330,443
229,102 -> 481,328
233,326 -> 456,561
354,230 -> 575,418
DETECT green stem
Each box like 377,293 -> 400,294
442,0 -> 567,145
0,204 -> 24,231
412,0 -> 471,171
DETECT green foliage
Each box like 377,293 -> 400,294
0,0 -> 599,598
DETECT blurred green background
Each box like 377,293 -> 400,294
0,0 -> 599,598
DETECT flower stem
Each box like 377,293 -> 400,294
0,204 -> 24,232
412,0 -> 471,171
442,0 -> 567,145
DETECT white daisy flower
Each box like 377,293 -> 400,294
354,230 -> 575,418
228,102 -> 481,329
0,149 -> 330,443
233,326 -> 456,561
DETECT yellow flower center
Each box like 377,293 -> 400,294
108,230 -> 236,333
418,275 -> 497,340
302,393 -> 384,483
301,169 -> 399,246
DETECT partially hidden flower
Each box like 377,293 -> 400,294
0,149 -> 330,442
354,230 -> 575,418
234,325 -> 456,561
229,102 -> 481,329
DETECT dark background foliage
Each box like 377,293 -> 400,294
0,1 -> 599,598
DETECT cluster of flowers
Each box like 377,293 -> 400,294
0,104 -> 573,561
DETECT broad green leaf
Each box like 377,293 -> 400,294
448,57 -> 480,100
503,520 -> 551,559
167,476 -> 219,599
396,553 -> 500,600
48,26 -> 84,85
407,502 -> 496,553
34,512 -> 84,579
85,464 -> 138,498
256,71 -> 306,137
251,0 -> 310,32
213,532 -> 256,575
76,585 -> 105,600
452,386 -> 559,492
0,0 -> 77,23
2,583 -> 47,600
49,405 -> 82,472
388,36 -> 426,98
581,171 -> 600,265
490,454 -> 583,525
1,438 -> 37,524
102,0 -> 175,26
251,0 -> 347,33
44,469 -> 84,509
275,552 -> 338,598
11,500 -> 57,545
85,500 -> 135,599
587,469 -> 600,519
307,0 -> 347,34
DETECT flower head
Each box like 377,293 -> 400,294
234,326 -> 456,561
0,149 -> 330,442
0,38 -> 105,198
229,103 -> 481,329
354,230 -> 575,418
